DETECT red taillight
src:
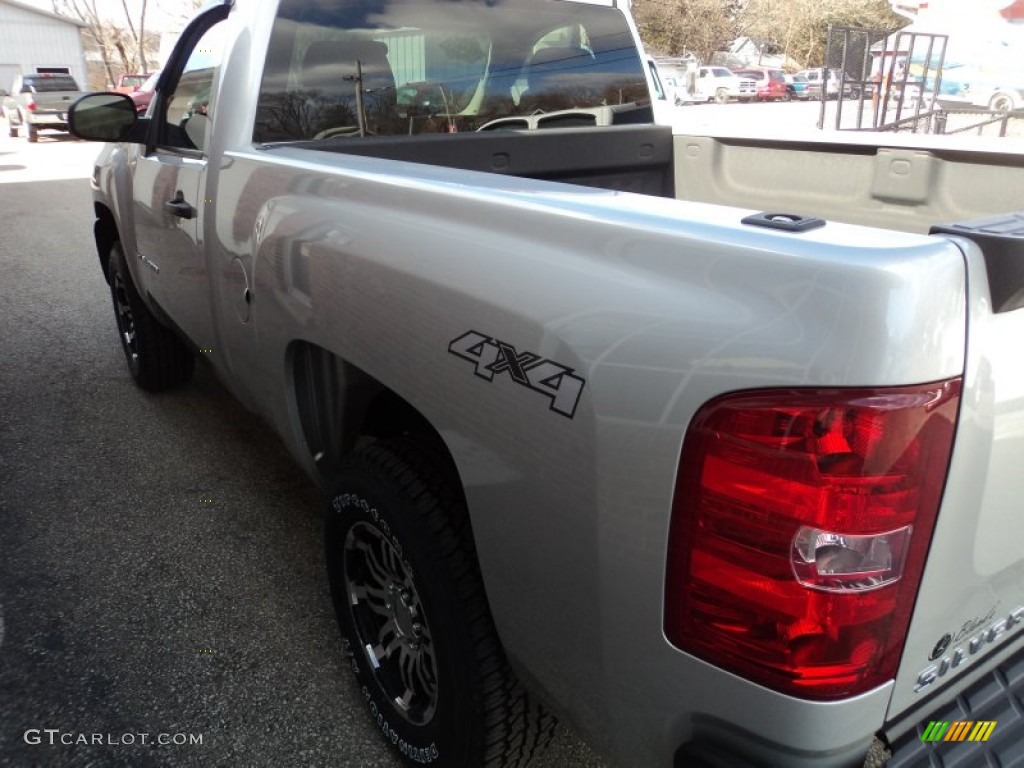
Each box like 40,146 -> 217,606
664,379 -> 961,699
26,97 -> 36,112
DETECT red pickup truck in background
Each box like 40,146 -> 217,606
113,73 -> 152,94
127,71 -> 159,113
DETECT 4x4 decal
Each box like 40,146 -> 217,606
448,331 -> 585,418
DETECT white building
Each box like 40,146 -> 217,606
0,0 -> 87,92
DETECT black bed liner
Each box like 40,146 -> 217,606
272,123 -> 675,198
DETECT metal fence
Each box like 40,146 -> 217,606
810,25 -> 1023,137
879,108 -> 1021,137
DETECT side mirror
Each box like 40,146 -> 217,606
69,92 -> 147,143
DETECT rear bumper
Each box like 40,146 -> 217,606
674,643 -> 1024,767
26,111 -> 69,127
886,643 -> 1024,767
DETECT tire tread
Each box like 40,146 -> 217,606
342,440 -> 556,768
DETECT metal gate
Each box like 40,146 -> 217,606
819,26 -> 949,132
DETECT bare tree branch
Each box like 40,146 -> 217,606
138,0 -> 148,71
634,0 -> 742,61
634,0 -> 903,68
738,0 -> 904,68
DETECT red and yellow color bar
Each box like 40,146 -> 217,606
920,721 -> 997,742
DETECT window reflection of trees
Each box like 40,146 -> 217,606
253,1 -> 650,143
258,85 -> 408,139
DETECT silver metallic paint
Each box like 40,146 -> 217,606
85,1 -> 1024,765
888,237 -> 1024,718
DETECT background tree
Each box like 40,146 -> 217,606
118,0 -> 148,72
738,0 -> 904,68
633,0 -> 741,61
53,0 -> 152,74
52,0 -> 202,87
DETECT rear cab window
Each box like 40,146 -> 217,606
253,0 -> 650,143
23,75 -> 79,92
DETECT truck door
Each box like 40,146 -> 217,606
131,9 -> 227,351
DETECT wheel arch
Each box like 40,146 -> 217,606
293,339 -> 561,757
93,201 -> 119,285
288,340 -> 465,501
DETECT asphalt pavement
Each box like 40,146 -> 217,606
0,129 -> 606,767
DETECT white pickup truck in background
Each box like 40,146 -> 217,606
67,0 -> 1024,766
695,65 -> 758,102
2,72 -> 85,142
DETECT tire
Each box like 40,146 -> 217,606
326,440 -> 556,768
714,88 -> 729,104
108,241 -> 194,391
989,92 -> 1014,113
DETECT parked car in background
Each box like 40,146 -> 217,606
660,73 -> 690,106
648,59 -> 686,107
784,73 -> 815,100
796,67 -> 860,99
734,67 -> 788,101
645,58 -> 683,120
798,68 -> 837,97
917,60 -> 1024,112
113,73 -> 152,94
2,72 -> 85,142
695,66 -> 757,103
129,70 -> 160,114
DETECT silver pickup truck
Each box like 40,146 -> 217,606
68,0 -> 1024,766
3,73 -> 85,142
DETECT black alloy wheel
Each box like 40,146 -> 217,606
326,440 -> 556,767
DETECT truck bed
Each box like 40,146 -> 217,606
286,123 -> 1024,238
671,130 -> 1024,234
272,122 -> 675,197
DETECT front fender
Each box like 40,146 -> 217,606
92,143 -> 142,282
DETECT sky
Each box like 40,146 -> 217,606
914,0 -> 1024,19
20,0 -> 188,33
908,0 -> 1024,40
20,0 -> 1024,37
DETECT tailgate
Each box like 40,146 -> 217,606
32,91 -> 78,112
888,646 -> 1024,766
886,232 -> 1024,723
